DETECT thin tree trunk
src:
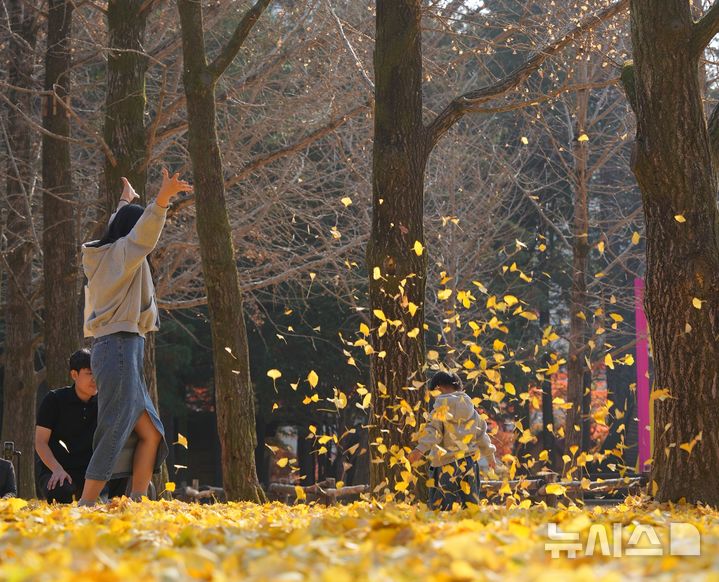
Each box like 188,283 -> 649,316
564,59 -> 592,476
2,0 -> 38,498
178,0 -> 269,502
101,0 -> 169,491
368,0 -> 429,496
43,0 -> 79,389
622,0 -> 719,504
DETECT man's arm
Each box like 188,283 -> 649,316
35,426 -> 72,490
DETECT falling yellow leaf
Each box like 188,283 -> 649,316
267,369 -> 282,380
692,297 -> 702,309
413,241 -> 424,256
545,483 -> 567,496
294,485 -> 306,501
277,457 -> 289,468
437,289 -> 453,301
577,133 -> 589,142
175,433 -> 189,449
631,231 -> 641,245
341,196 -> 352,207
674,214 -> 686,223
407,328 -> 420,338
307,370 -> 319,388
604,353 -> 614,370
165,482 -> 176,493
520,136 -> 529,145
504,295 -> 519,307
373,267 -> 381,280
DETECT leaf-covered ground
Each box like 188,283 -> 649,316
0,496 -> 716,581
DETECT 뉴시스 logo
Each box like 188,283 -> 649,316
545,522 -> 701,558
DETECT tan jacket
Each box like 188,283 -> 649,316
82,203 -> 167,338
415,391 -> 496,467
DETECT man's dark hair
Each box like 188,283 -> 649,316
429,371 -> 463,391
69,349 -> 91,372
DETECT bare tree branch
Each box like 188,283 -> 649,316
425,0 -> 629,148
207,0 -> 273,81
692,0 -> 719,55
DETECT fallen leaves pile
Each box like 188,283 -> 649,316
0,495 -> 717,581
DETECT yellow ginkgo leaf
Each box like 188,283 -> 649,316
631,231 -> 641,245
307,370 -> 319,388
413,240 -> 424,256
341,196 -> 352,207
407,328 -> 420,338
267,369 -> 282,381
175,433 -> 189,449
437,289 -> 453,301
373,266 -> 381,280
545,483 -> 567,496
577,133 -> 589,142
605,353 -> 615,370
692,297 -> 702,309
165,482 -> 176,493
674,214 -> 686,223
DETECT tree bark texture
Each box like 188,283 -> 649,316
102,0 -> 149,212
178,0 -> 268,502
624,0 -> 719,504
2,0 -> 39,497
43,0 -> 80,389
368,0 -> 430,496
564,62 -> 592,475
101,0 -> 169,490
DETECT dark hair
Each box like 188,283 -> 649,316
88,204 -> 144,247
69,349 -> 91,372
429,371 -> 463,391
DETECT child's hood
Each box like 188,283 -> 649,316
434,391 -> 476,421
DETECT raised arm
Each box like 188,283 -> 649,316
116,169 -> 192,269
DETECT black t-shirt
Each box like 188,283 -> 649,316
36,386 -> 97,473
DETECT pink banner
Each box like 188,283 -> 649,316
634,278 -> 651,472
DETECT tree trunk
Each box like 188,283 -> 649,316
368,0 -> 430,497
564,61 -> 592,476
143,332 -> 169,491
623,1 -> 719,504
178,0 -> 266,502
102,0 -> 149,211
2,0 -> 38,498
101,0 -> 169,490
43,0 -> 79,389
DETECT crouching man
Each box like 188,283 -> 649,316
35,349 -> 126,503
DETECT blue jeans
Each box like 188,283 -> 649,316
86,332 -> 168,481
428,456 -> 481,510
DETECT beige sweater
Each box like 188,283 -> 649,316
415,391 -> 496,467
82,202 -> 167,338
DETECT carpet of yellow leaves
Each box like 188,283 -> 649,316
0,495 -> 717,581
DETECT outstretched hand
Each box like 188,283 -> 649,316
120,177 -> 140,204
156,168 -> 193,208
